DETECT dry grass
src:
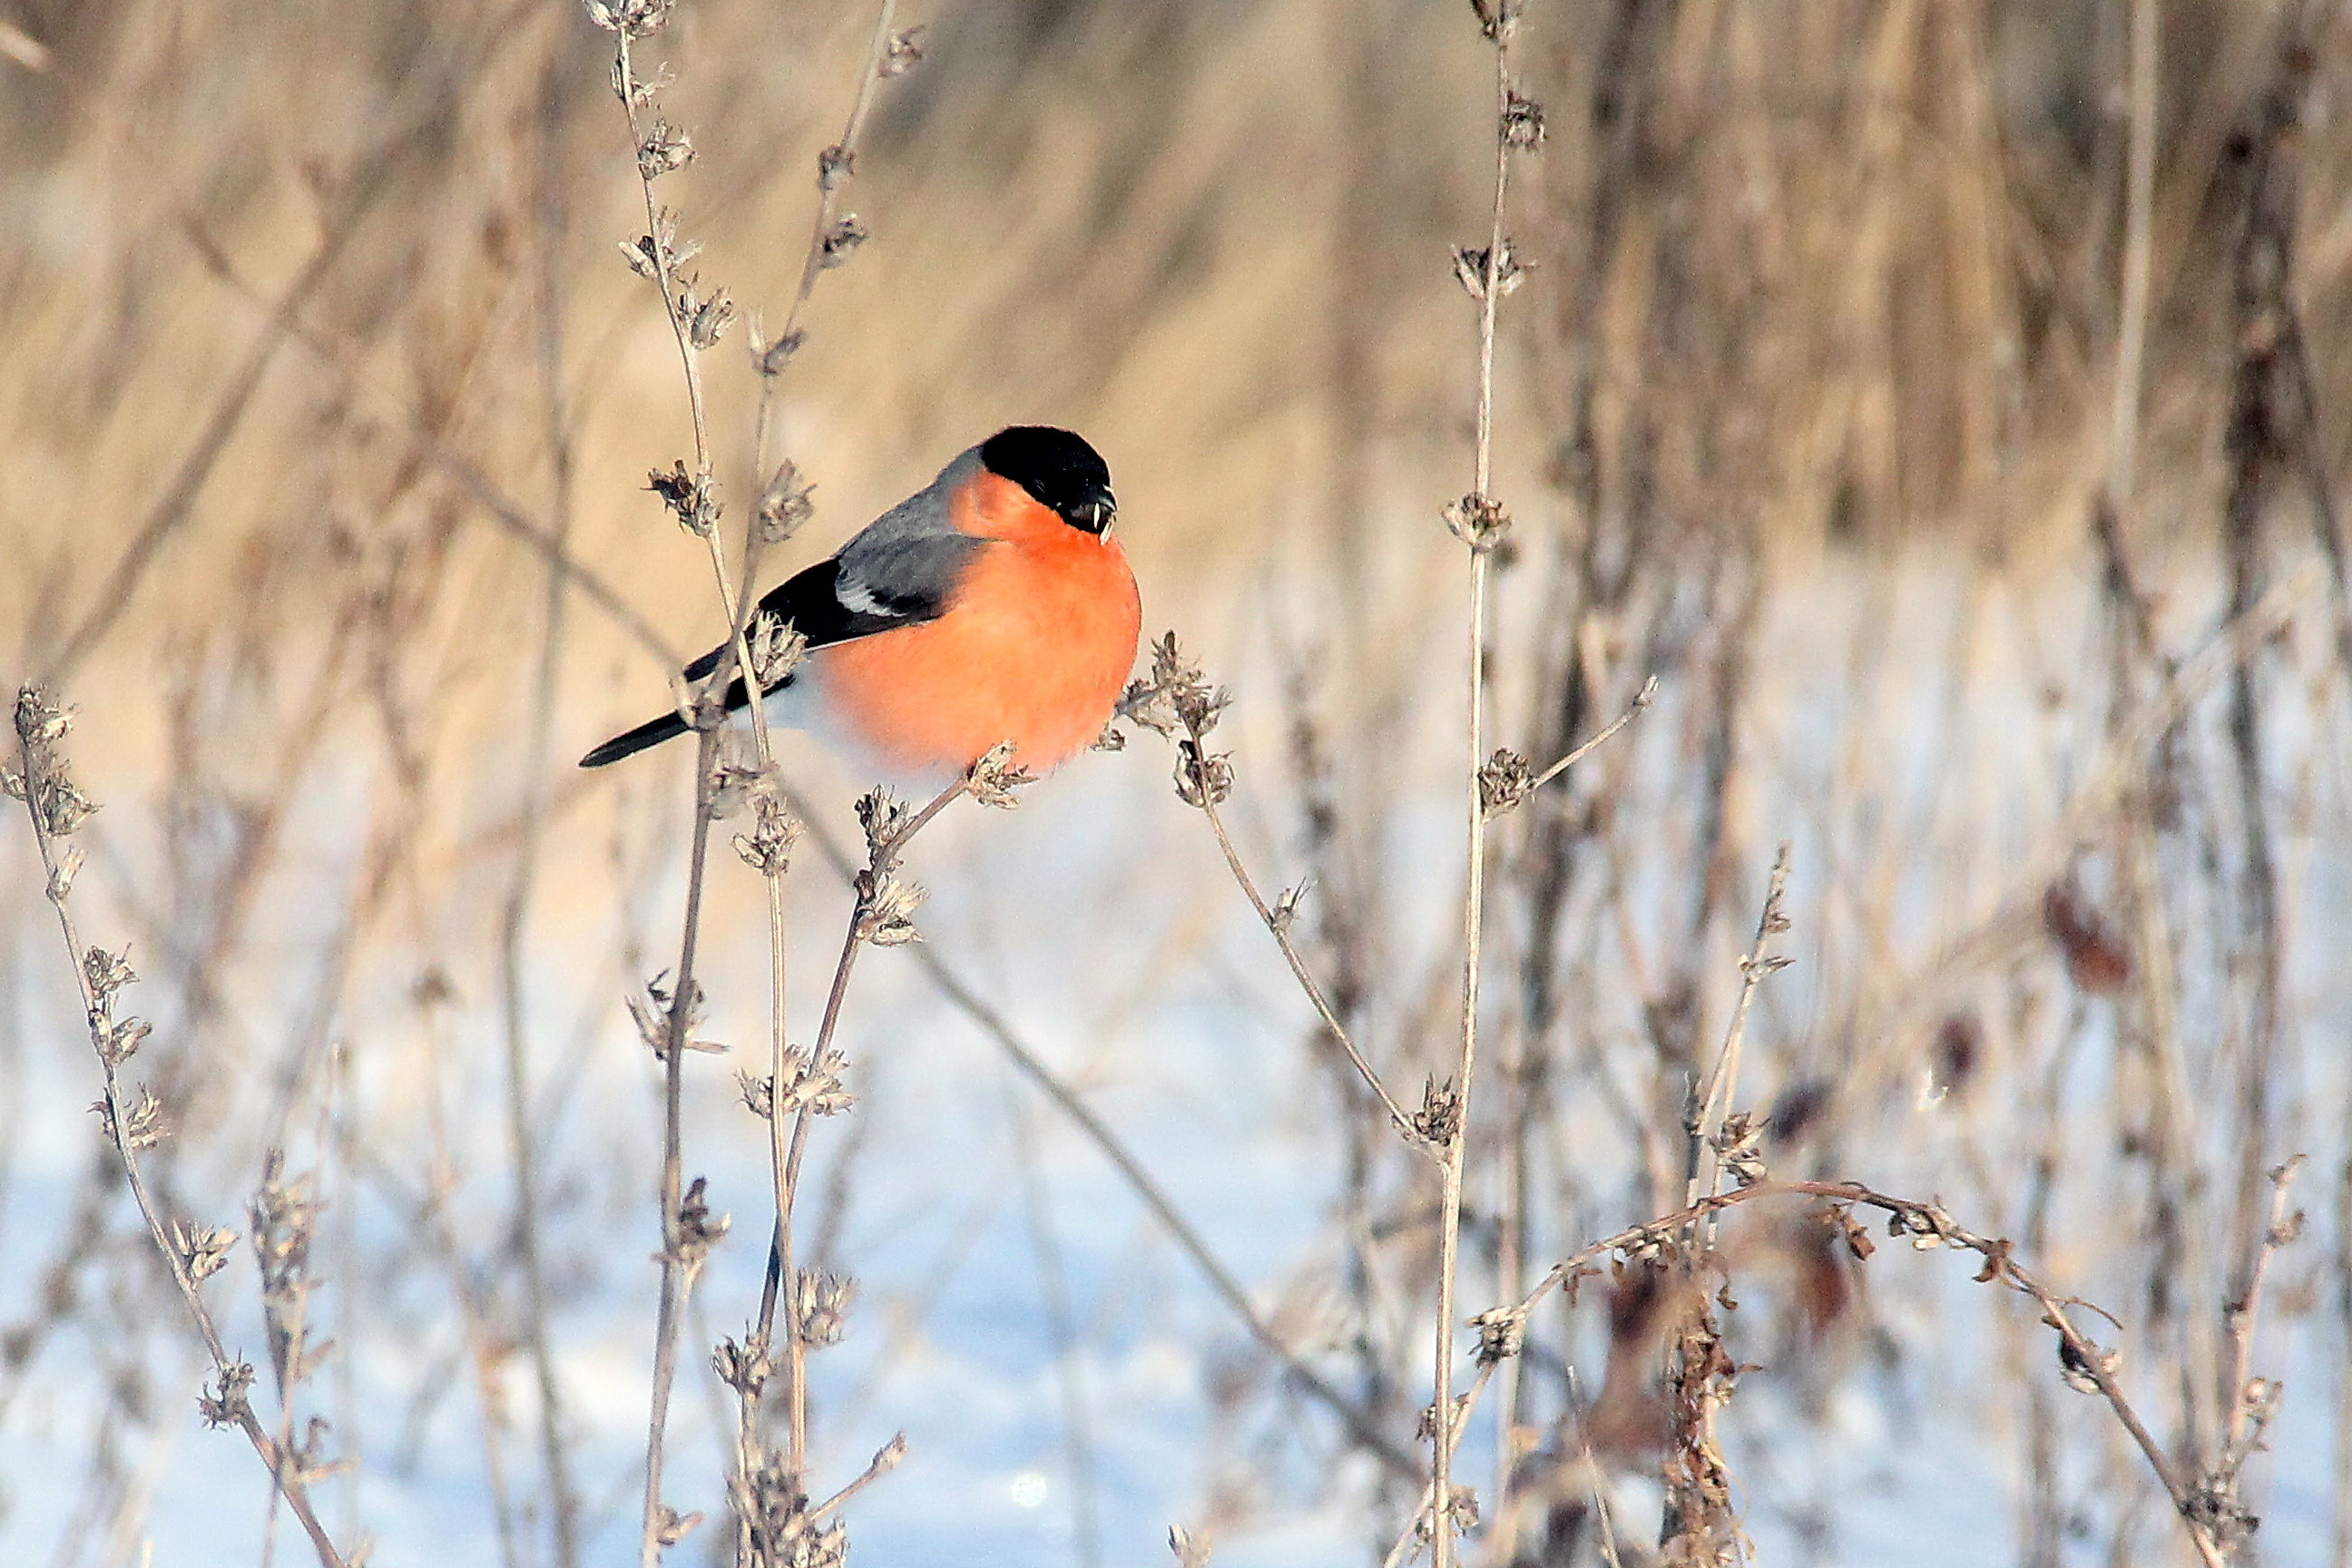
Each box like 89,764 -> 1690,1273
3,2 -> 2350,1566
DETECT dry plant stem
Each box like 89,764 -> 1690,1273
612,23 -> 802,1557
490,51 -> 585,1568
729,16 -> 908,1455
612,27 -> 774,763
758,770 -> 973,1490
1685,846 -> 1790,1216
750,0 -> 897,480
1428,31 -> 1514,1568
1185,761 -> 1426,1152
2222,1156 -> 2302,1449
2109,0 -> 2157,504
11,706 -> 348,1568
1483,1181 -> 2230,1568
1565,1366 -> 1625,1568
641,727 -> 723,1568
1526,676 -> 1655,795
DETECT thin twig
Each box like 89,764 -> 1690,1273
750,0 -> 900,484
2108,0 -> 2157,505
1187,752 -> 1427,1153
640,730 -> 722,1568
490,46 -> 586,1568
1427,16 -> 1520,1567
9,690 -> 349,1568
2221,1156 -> 2303,1451
1524,676 -> 1656,796
1684,846 -> 1791,1219
755,769 -> 970,1495
1476,1180 -> 2232,1568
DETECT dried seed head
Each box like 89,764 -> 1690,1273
713,1333 -> 773,1395
664,1176 -> 731,1273
1710,1111 -> 1769,1188
795,1269 -> 855,1348
818,215 -> 869,269
12,688 -> 99,837
1173,740 -> 1232,809
1451,239 -> 1526,301
1413,1076 -> 1464,1146
817,142 -> 855,192
1823,1203 -> 1877,1260
646,459 -> 720,535
637,118 -> 695,178
1886,1200 -> 1960,1250
95,1087 -> 164,1152
1415,1392 -> 1474,1445
98,1014 -> 151,1068
249,1152 -> 321,1305
2055,1328 -> 2120,1395
621,208 -> 700,279
198,1361 -> 257,1427
856,789 -> 914,861
15,686 -> 71,746
855,870 -> 926,946
1169,1524 -> 1214,1567
777,1043 -> 855,1116
83,946 -> 135,998
707,749 -> 775,823
686,286 -> 736,350
1471,1305 -> 1526,1364
737,1070 -> 774,1121
757,459 -> 817,543
732,792 -> 803,877
1501,90 -> 1545,149
1469,0 -> 1523,42
629,970 -> 721,1060
747,609 -> 808,689
1477,747 -> 1533,814
1269,880 -> 1310,935
1119,632 -> 1228,738
583,0 -> 676,37
173,1220 -> 240,1284
1444,491 -> 1513,551
753,325 -> 807,377
651,1505 -> 703,1547
965,740 -> 1035,809
880,25 -> 926,76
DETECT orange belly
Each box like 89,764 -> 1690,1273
811,524 -> 1141,779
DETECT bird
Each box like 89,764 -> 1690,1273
580,426 -> 1141,785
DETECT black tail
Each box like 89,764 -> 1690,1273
579,710 -> 691,768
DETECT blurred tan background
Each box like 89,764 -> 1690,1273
4,3 -> 2351,1565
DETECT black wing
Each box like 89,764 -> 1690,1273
681,536 -> 980,683
583,535 -> 980,768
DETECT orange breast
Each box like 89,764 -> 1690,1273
812,475 -> 1142,779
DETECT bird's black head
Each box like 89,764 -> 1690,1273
980,426 -> 1116,534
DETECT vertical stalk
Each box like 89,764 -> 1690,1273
498,42 -> 583,1568
641,730 -> 721,1568
1431,25 -> 1514,1568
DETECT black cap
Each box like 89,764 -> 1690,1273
980,426 -> 1116,534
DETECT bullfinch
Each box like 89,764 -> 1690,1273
580,426 -> 1141,783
